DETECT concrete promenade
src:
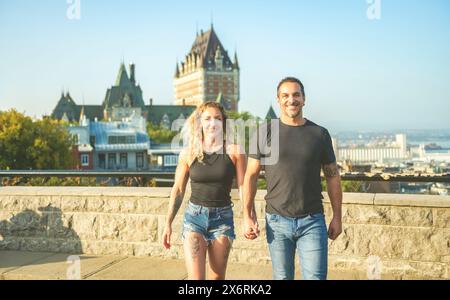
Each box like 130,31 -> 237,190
0,250 -> 359,280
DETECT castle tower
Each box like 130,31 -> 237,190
102,63 -> 145,120
174,25 -> 240,111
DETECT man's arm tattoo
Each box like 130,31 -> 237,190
323,162 -> 339,177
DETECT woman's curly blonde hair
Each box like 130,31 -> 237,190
182,101 -> 230,163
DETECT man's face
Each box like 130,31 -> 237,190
277,82 -> 305,118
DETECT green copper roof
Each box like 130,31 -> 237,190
146,105 -> 196,127
115,63 -> 130,87
103,64 -> 145,108
52,63 -> 195,125
265,105 -> 277,119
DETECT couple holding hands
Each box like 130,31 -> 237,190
162,77 -> 343,280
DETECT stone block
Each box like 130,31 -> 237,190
85,197 -> 105,212
100,198 -> 121,213
228,249 -> 271,265
2,210 -> 47,238
354,225 -> 448,262
374,193 -> 450,208
381,259 -> 448,279
136,197 -> 168,214
433,208 -> 450,228
341,205 -> 433,227
0,196 -> 19,211
0,237 -> 21,250
328,255 -> 364,271
329,225 -> 354,255
45,212 -> 78,239
70,213 -> 99,240
60,196 -> 87,212
97,214 -> 158,243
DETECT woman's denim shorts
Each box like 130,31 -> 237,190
182,201 -> 236,244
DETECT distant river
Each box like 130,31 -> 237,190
408,140 -> 450,148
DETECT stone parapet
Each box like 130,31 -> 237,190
0,187 -> 449,279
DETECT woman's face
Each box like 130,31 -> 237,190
200,106 -> 223,141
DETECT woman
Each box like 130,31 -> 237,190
162,101 -> 246,280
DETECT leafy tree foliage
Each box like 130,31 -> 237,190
0,109 -> 75,170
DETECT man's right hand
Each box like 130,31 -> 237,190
243,215 -> 260,240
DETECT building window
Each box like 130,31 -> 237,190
136,153 -> 144,169
108,153 -> 116,169
72,134 -> 79,144
81,154 -> 89,167
160,114 -> 171,129
126,136 -> 135,144
98,154 -> 105,169
150,155 -> 159,167
90,135 -> 96,147
164,155 -> 178,167
120,153 -> 128,169
108,136 -> 117,144
108,135 -> 136,144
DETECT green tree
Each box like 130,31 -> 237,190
0,109 -> 35,169
226,110 -> 261,153
226,110 -> 257,122
30,117 -> 75,169
321,179 -> 362,193
146,122 -> 178,144
0,109 -> 75,170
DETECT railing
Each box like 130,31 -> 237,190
0,170 -> 174,179
0,170 -> 449,183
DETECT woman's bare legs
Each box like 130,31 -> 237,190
207,236 -> 233,280
184,232 -> 208,280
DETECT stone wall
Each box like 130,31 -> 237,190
0,187 -> 448,279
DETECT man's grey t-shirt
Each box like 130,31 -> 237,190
249,118 -> 336,218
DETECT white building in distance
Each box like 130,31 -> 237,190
336,134 -> 408,163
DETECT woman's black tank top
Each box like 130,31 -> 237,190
189,147 -> 236,207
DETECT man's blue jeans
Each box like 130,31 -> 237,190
266,212 -> 328,280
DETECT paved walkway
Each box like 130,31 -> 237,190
0,251 -> 354,280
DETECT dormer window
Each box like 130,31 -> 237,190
160,114 -> 171,129
108,135 -> 136,144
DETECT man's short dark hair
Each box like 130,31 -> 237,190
277,77 -> 305,98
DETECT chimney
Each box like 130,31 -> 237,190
149,98 -> 153,106
182,99 -> 186,106
130,63 -> 135,84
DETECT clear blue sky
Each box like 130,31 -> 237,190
0,0 -> 449,131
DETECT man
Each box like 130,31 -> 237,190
243,77 -> 342,280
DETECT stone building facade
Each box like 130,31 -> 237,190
51,63 -> 195,128
174,25 -> 240,111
